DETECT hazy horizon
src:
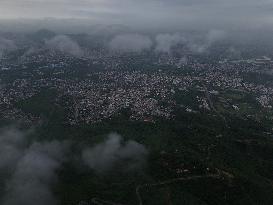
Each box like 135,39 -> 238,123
0,0 -> 273,31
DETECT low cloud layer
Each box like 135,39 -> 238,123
155,30 -> 227,54
187,30 -> 227,53
0,38 -> 17,58
0,128 -> 148,204
155,33 -> 186,53
108,31 -> 226,54
0,128 -> 69,205
82,133 -> 148,173
0,128 -> 26,170
45,35 -> 83,57
109,34 -> 153,53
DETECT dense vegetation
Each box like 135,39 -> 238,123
8,88 -> 273,205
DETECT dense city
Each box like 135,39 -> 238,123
1,50 -> 272,127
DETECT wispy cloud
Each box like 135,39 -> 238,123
82,133 -> 148,174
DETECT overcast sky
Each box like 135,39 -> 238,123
1,0 -> 273,30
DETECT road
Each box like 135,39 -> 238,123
80,171 -> 226,205
202,83 -> 229,128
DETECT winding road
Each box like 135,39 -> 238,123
202,83 -> 229,128
80,170 -> 228,205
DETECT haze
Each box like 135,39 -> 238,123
1,0 -> 273,31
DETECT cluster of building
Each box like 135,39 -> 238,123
0,51 -> 273,125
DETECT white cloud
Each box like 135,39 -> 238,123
82,133 -> 148,173
45,35 -> 83,57
109,34 -> 153,53
0,128 -> 69,205
155,33 -> 185,53
0,38 -> 17,58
